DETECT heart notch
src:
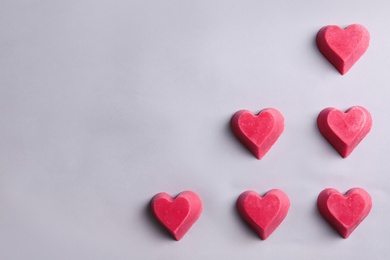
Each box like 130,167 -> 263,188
316,24 -> 370,75
317,188 -> 372,238
231,108 -> 284,159
150,191 -> 202,241
237,189 -> 290,240
317,106 -> 372,158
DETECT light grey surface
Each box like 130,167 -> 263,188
1,1 -> 390,259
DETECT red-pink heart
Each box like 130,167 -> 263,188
150,191 -> 202,241
316,24 -> 370,75
317,188 -> 372,238
317,106 -> 372,158
231,108 -> 284,159
237,189 -> 290,240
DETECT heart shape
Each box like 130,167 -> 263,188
237,189 -> 290,240
231,108 -> 284,159
317,106 -> 372,158
316,24 -> 370,75
150,191 -> 202,241
317,188 -> 372,238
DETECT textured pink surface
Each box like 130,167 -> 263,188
317,106 -> 372,158
231,108 -> 284,159
317,188 -> 372,239
150,191 -> 202,241
316,24 -> 370,75
237,189 -> 290,240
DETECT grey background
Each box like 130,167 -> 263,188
1,1 -> 389,259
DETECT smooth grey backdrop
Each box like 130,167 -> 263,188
1,1 -> 390,259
